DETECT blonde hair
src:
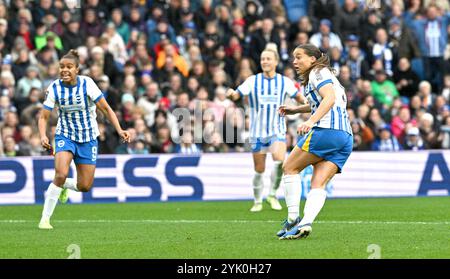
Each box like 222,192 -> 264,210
262,43 -> 280,62
0,70 -> 15,86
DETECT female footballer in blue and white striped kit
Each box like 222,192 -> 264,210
227,48 -> 306,212
38,50 -> 130,229
277,44 -> 353,239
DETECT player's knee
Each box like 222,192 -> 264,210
254,166 -> 265,173
282,162 -> 297,175
77,184 -> 91,192
54,172 -> 68,184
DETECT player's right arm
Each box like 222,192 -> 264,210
227,76 -> 254,102
278,104 -> 311,116
279,78 -> 310,115
39,87 -> 56,150
39,108 -> 52,150
226,88 -> 241,101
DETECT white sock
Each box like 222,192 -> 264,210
252,172 -> 264,204
63,178 -> 79,192
41,183 -> 62,221
269,161 -> 283,197
283,174 -> 302,222
300,188 -> 327,226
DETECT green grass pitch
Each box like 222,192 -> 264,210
0,197 -> 449,259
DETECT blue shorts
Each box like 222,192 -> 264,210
250,135 -> 286,153
296,127 -> 353,173
55,134 -> 98,165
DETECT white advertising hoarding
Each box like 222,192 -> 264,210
0,151 -> 449,205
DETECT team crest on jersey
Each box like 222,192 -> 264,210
75,94 -> 82,104
57,140 -> 65,148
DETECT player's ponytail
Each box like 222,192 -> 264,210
61,49 -> 80,67
295,44 -> 335,86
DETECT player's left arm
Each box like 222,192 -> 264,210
298,84 -> 335,135
96,98 -> 131,143
295,92 -> 307,105
278,78 -> 309,115
310,84 -> 335,124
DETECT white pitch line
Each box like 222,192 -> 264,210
0,220 -> 449,225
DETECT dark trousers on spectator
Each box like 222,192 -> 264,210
423,56 -> 444,92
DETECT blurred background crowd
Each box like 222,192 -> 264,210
0,0 -> 450,157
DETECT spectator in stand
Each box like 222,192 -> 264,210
87,43 -> 119,86
387,17 -> 420,61
419,112 -> 440,148
137,81 -> 160,128
403,126 -> 424,150
417,81 -> 435,111
12,48 -> 32,81
129,43 -> 152,72
1,111 -> 21,142
290,16 -> 314,42
367,107 -> 386,135
335,0 -> 364,41
310,19 -> 343,52
97,75 -> 120,112
430,95 -> 448,124
103,22 -> 129,71
16,86 -> 41,117
439,115 -> 450,149
194,0 -> 216,31
0,95 -> 17,123
405,4 -> 450,91
370,69 -> 400,109
2,135 -> 25,156
441,74 -> 450,102
175,131 -> 201,154
409,94 -> 424,120
156,43 -> 189,78
371,28 -> 396,76
360,10 -> 383,54
371,124 -> 402,151
393,57 -> 420,100
80,8 -> 104,38
247,17 -> 281,67
28,133 -> 46,156
154,124 -> 174,153
391,106 -> 418,144
16,124 -> 33,156
346,45 -> 370,82
15,65 -> 42,99
307,0 -> 340,30
33,22 -> 63,52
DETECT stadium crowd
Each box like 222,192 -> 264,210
0,0 -> 450,157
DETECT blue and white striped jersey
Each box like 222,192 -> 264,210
237,73 -> 298,139
43,75 -> 104,143
425,21 -> 441,57
305,68 -> 352,135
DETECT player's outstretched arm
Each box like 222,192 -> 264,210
96,98 -> 131,143
226,88 -> 241,102
278,104 -> 311,116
